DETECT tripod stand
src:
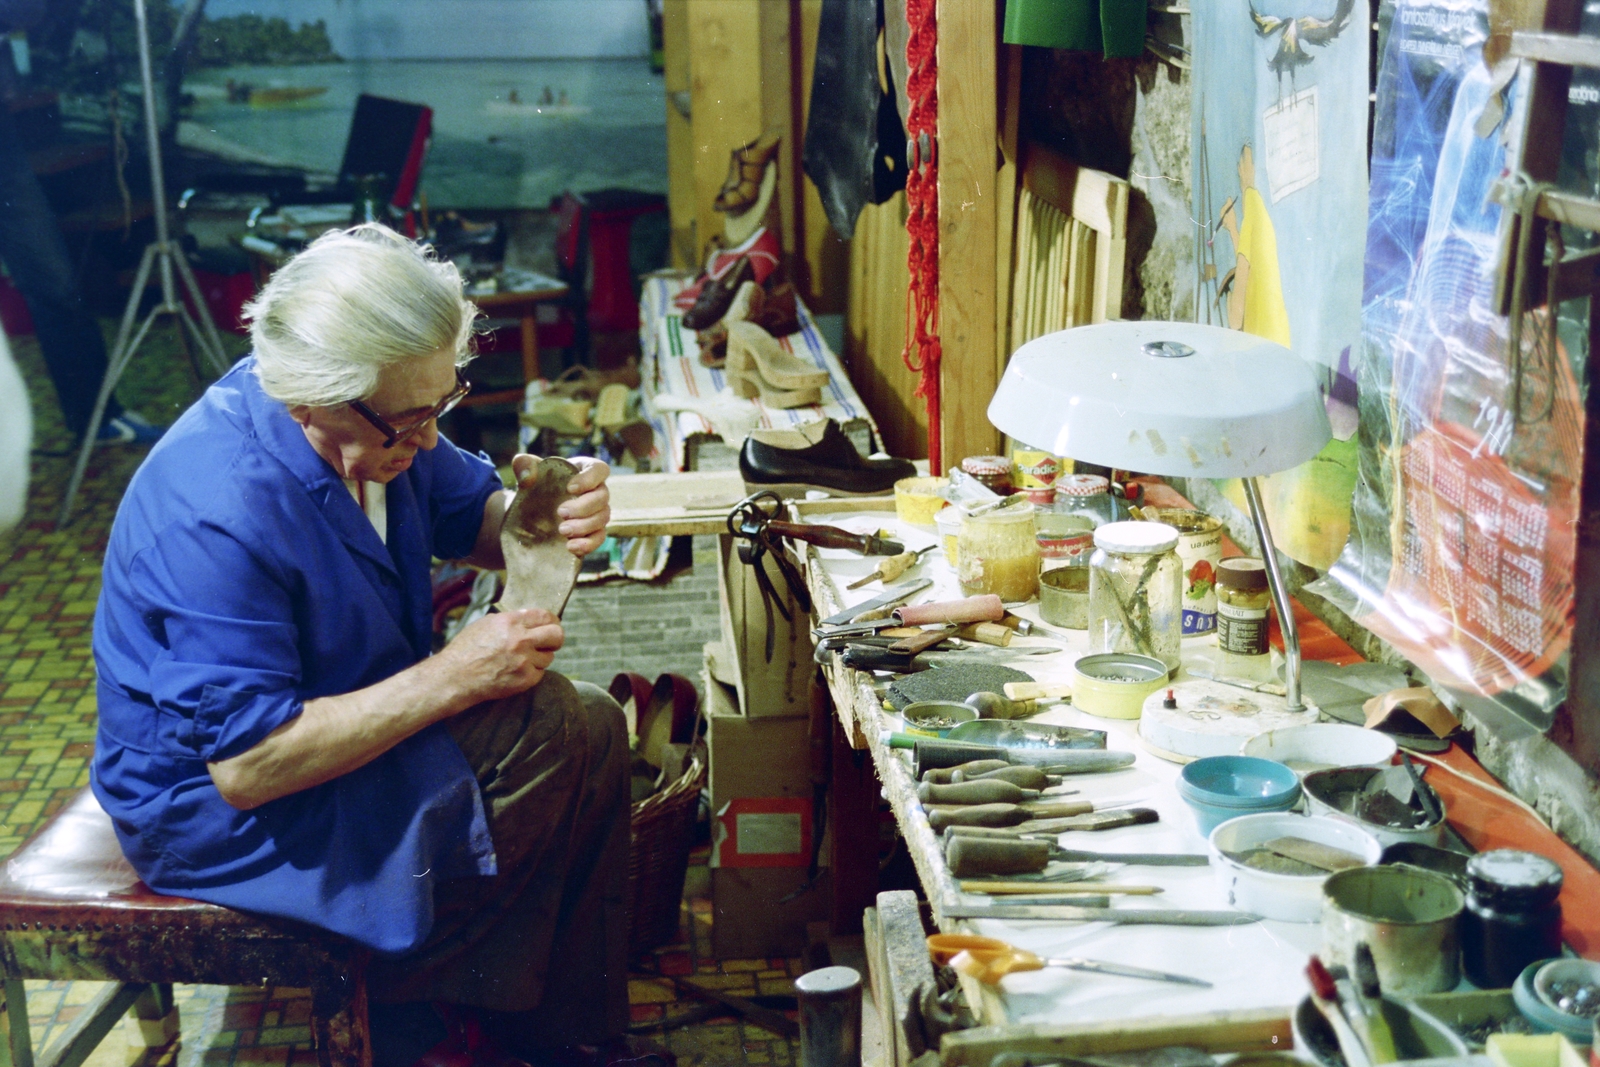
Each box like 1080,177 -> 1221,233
57,0 -> 231,527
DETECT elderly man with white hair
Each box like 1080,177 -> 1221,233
92,226 -> 660,1067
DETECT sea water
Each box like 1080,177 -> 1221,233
180,56 -> 666,209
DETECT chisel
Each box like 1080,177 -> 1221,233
918,780 -> 1041,804
941,904 -> 1258,926
952,765 -> 1062,789
926,801 -> 1098,832
959,880 -> 1164,896
910,739 -> 1135,772
920,759 -> 1010,784
944,822 -> 1160,876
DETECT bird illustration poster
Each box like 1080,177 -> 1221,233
1191,0 -> 1368,569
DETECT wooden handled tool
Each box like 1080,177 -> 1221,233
763,520 -> 903,556
960,880 -> 1163,896
888,627 -> 955,655
1004,682 -> 1073,701
943,821 -> 1158,876
941,808 -> 1160,837
917,780 -> 1040,805
847,545 -> 936,589
912,739 -> 1135,773
950,765 -> 1056,789
957,622 -> 1013,646
926,800 -> 1096,832
921,759 -> 1010,784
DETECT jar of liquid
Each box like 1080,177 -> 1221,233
957,503 -> 1039,602
1461,849 -> 1564,989
1087,521 -> 1182,671
1216,557 -> 1273,681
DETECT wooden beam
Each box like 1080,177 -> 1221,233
935,0 -> 1000,465
687,1 -> 765,265
1511,29 -> 1600,66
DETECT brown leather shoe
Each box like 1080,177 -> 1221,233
681,255 -> 754,330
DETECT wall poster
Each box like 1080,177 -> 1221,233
1191,0 -> 1368,570
1310,0 -> 1597,726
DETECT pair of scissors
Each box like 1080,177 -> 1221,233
926,933 -> 1211,988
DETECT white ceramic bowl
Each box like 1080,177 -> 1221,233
1207,812 -> 1384,923
1240,724 -> 1398,774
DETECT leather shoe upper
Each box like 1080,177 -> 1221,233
739,419 -> 916,496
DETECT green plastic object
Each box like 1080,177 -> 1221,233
1002,0 -> 1148,59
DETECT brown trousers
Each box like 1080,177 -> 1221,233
367,673 -> 631,1049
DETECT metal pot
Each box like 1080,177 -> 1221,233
1322,864 -> 1465,996
1039,565 -> 1089,628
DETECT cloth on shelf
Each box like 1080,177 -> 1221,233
639,275 -> 878,474
1002,0 -> 1149,58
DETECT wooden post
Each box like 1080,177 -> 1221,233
828,689 -> 880,934
935,0 -> 1001,464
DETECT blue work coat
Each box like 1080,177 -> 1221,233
91,358 -> 500,954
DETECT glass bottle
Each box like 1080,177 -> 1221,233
957,502 -> 1039,602
1054,473 -> 1118,526
1460,850 -> 1564,989
1087,521 -> 1182,671
1216,557 -> 1273,681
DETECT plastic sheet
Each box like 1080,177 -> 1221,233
1308,0 -> 1593,727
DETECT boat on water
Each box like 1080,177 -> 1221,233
208,80 -> 329,107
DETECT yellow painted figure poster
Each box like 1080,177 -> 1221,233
1193,1 -> 1366,569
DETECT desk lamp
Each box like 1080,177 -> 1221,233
987,321 -> 1332,712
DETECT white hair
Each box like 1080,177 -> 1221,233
243,224 -> 479,407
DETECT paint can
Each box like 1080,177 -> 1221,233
1138,507 -> 1223,635
1322,864 -> 1465,996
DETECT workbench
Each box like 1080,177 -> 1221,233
798,502 -> 1320,1038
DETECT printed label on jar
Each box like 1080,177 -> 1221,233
1218,604 -> 1269,656
1012,450 -> 1063,489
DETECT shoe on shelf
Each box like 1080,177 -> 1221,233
724,321 -> 828,391
95,410 -> 166,447
739,418 -> 915,496
714,132 -> 782,215
681,255 -> 754,331
725,367 -> 820,410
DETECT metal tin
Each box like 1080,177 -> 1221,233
1138,508 -> 1224,635
1035,512 -> 1096,571
1322,864 -> 1466,996
1071,652 -> 1169,720
1012,445 -> 1065,491
1039,566 -> 1089,628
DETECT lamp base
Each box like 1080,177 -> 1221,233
1137,678 -> 1320,762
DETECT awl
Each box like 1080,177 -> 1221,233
942,904 -> 1257,926
816,578 -> 933,627
908,739 -> 1134,772
945,829 -> 1163,877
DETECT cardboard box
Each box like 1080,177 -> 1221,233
705,677 -> 813,813
711,866 -> 833,960
716,534 -> 812,718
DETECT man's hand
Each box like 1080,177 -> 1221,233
511,453 -> 610,556
436,607 -> 564,705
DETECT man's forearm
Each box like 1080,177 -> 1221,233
206,654 -> 471,810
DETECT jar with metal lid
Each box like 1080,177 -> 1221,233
1216,557 -> 1273,680
957,502 -> 1039,602
1087,521 -> 1182,671
961,455 -> 1014,497
1460,849 -> 1564,988
1055,473 -> 1119,526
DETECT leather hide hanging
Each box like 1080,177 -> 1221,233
802,0 -> 908,239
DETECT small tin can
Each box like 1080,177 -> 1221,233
1035,512 -> 1096,571
1138,508 -> 1224,636
961,455 -> 1014,496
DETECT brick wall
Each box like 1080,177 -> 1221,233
554,534 -> 723,689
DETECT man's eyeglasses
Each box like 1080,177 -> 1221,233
348,368 -> 471,448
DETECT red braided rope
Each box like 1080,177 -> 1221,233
902,0 -> 941,469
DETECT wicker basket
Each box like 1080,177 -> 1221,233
626,754 -> 704,955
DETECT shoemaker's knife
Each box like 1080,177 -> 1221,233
817,579 -> 932,627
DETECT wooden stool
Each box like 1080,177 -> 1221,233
0,790 -> 370,1067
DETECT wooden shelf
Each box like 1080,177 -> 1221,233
1511,30 -> 1600,68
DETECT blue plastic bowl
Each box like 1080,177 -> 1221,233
1178,756 -> 1302,836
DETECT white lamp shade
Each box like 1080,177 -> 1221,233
988,321 -> 1333,478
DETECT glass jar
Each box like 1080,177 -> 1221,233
957,503 -> 1039,602
1461,849 -> 1564,989
1035,511 -> 1096,572
1054,473 -> 1119,526
1216,557 -> 1272,680
961,455 -> 1014,497
1087,521 -> 1182,671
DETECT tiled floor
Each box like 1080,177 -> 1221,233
1,328 -> 802,1067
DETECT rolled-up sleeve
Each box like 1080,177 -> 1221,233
130,519 -> 304,763
425,438 -> 502,561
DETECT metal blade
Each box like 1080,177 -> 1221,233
1051,849 -> 1211,866
942,905 -> 1258,926
817,578 -> 932,626
1049,957 -> 1213,987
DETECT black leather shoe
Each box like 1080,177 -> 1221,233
739,419 -> 916,496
